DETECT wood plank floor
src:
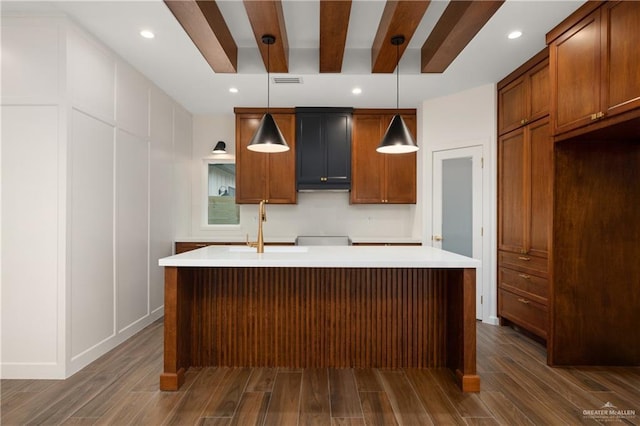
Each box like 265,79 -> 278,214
2,320 -> 639,425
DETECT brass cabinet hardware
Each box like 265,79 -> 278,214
518,273 -> 531,279
517,298 -> 531,304
518,256 -> 531,261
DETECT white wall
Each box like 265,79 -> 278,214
1,16 -> 67,378
1,16 -> 192,379
187,114 -> 421,242
421,84 -> 498,324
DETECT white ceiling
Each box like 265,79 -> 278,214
2,0 -> 585,115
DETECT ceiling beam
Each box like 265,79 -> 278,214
421,0 -> 504,73
319,0 -> 352,73
164,0 -> 237,73
243,0 -> 289,73
371,0 -> 431,73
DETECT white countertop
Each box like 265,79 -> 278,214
174,236 -> 422,245
159,245 -> 480,269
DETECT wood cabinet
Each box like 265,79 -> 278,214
498,119 -> 552,259
350,109 -> 417,204
296,107 -> 352,190
235,108 -> 297,204
498,119 -> 552,341
498,49 -> 549,135
548,1 -> 640,138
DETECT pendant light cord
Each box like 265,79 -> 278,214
267,40 -> 270,112
396,40 -> 399,110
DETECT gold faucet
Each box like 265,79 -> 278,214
246,200 -> 267,253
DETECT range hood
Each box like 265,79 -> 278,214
295,236 -> 352,246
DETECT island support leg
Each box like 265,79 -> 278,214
160,266 -> 191,391
446,268 -> 480,392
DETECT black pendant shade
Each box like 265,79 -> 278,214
247,113 -> 289,153
376,114 -> 418,154
377,35 -> 419,154
247,34 -> 290,153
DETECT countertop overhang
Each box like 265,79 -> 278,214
159,245 -> 480,269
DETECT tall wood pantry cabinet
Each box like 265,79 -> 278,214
350,109 -> 417,204
546,0 -> 640,366
234,108 -> 297,204
497,50 -> 552,341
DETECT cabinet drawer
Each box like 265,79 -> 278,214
499,267 -> 548,302
499,251 -> 547,276
499,289 -> 548,339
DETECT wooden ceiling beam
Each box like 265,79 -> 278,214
319,0 -> 352,73
243,0 -> 289,73
164,0 -> 237,73
371,0 -> 431,73
421,0 -> 504,73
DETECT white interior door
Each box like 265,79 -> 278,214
432,146 -> 483,320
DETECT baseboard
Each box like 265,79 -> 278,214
483,315 -> 500,326
0,362 -> 66,380
66,309 -> 164,378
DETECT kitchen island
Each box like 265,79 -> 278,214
158,245 -> 481,392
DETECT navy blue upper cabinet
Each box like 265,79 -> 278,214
296,107 -> 353,190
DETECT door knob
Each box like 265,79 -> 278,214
433,235 -> 443,241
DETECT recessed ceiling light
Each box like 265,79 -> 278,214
352,87 -> 362,95
508,31 -> 522,40
229,87 -> 239,93
140,30 -> 155,39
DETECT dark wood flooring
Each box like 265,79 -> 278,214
2,320 -> 639,425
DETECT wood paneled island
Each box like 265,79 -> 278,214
158,245 -> 481,392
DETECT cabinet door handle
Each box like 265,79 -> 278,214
518,273 -> 531,279
597,111 -> 605,119
518,256 -> 531,261
517,298 -> 530,305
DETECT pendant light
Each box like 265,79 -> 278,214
212,141 -> 226,154
247,35 -> 290,153
376,35 -> 419,154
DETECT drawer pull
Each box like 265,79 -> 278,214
518,256 -> 531,261
517,298 -> 530,305
518,273 -> 531,279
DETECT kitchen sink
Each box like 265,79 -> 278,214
228,246 -> 309,253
